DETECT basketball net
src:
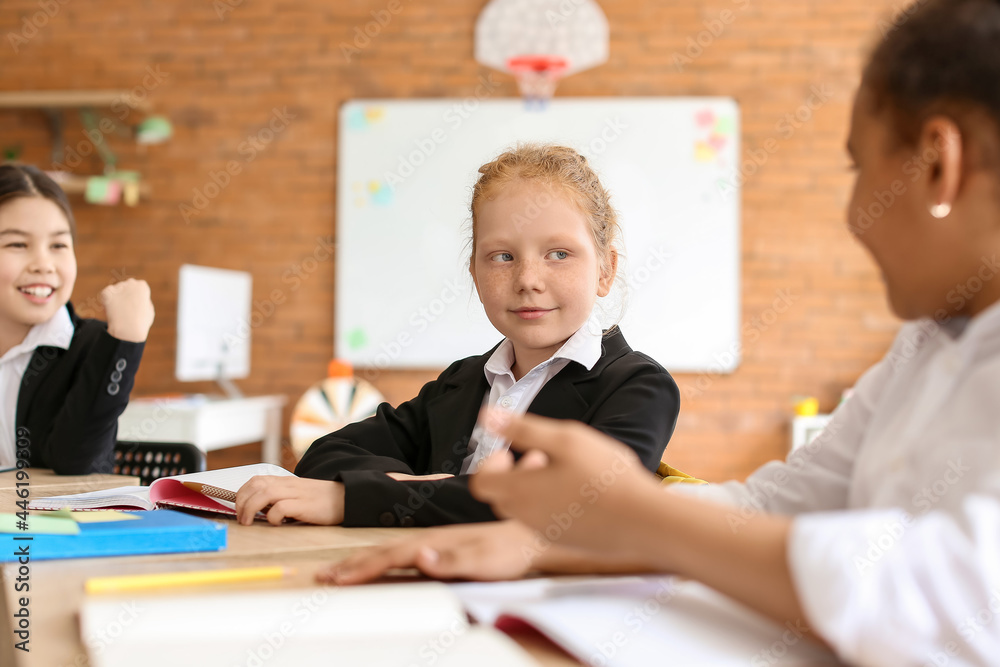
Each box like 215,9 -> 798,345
507,55 -> 568,109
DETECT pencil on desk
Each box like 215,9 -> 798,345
85,566 -> 295,594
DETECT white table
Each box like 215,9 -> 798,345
117,395 -> 287,465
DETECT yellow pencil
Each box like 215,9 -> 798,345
84,566 -> 295,594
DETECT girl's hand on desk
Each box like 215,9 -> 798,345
234,476 -> 345,526
102,278 -> 155,342
385,472 -> 455,482
316,520 -> 538,585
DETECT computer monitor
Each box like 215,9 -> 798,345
175,265 -> 252,396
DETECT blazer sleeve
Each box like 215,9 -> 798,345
30,327 -> 145,474
331,357 -> 682,528
294,359 -> 497,527
335,473 -> 495,527
295,359 -> 464,479
584,355 -> 681,472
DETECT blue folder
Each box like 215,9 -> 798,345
1,510 -> 227,561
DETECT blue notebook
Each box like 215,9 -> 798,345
1,510 -> 227,561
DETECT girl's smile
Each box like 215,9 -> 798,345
0,197 -> 77,354
17,283 -> 59,303
511,307 -> 555,320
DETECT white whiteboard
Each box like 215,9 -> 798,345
336,98 -> 740,373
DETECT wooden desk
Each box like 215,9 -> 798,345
0,469 -> 569,666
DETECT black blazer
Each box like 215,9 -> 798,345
15,303 -> 145,474
295,328 -> 680,527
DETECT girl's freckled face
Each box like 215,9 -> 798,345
471,182 -> 612,373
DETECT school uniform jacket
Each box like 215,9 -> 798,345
295,328 -> 680,527
15,303 -> 145,474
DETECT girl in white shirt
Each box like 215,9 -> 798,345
320,1 -> 1000,664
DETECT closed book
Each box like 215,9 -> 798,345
2,510 -> 227,562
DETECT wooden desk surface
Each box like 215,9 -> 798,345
1,465 -> 572,667
1,520 -> 574,667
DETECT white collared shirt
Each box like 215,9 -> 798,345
460,313 -> 604,474
0,306 -> 74,468
681,301 -> 1000,666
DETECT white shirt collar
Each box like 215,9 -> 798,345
958,296 -> 1000,342
0,305 -> 74,365
484,310 -> 604,382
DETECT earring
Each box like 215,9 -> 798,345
930,203 -> 952,219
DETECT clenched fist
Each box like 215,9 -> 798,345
101,278 -> 154,342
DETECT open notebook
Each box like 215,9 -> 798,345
452,576 -> 840,666
80,575 -> 841,667
26,463 -> 294,518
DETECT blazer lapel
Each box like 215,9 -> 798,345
16,347 -> 60,427
528,328 -> 632,420
16,303 -> 80,429
426,352 -> 493,469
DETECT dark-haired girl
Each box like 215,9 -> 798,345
0,165 -> 154,474
320,1 -> 1000,663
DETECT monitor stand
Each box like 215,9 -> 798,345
216,376 -> 244,400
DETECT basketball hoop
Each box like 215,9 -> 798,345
506,55 -> 569,108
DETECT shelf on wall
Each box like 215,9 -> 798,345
1,90 -> 162,205
52,173 -> 152,199
0,90 -> 150,112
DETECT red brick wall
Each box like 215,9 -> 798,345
0,0 -> 904,479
